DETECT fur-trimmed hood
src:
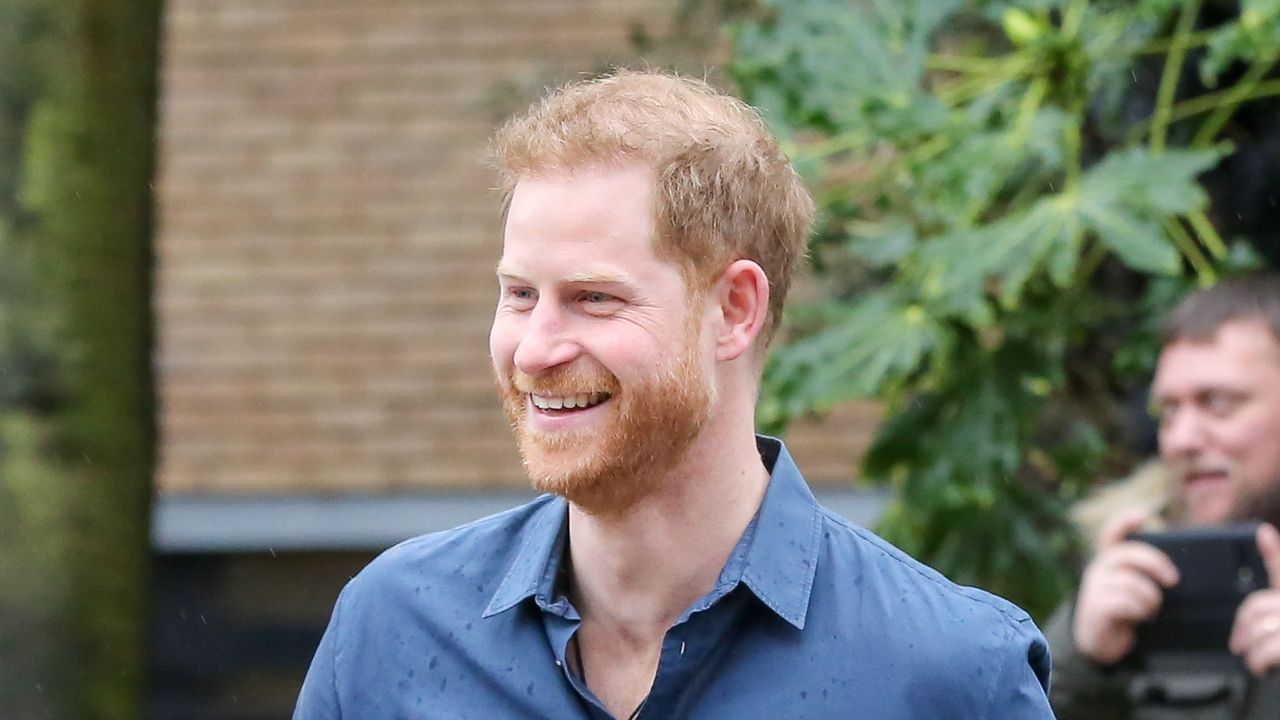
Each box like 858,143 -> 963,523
1070,460 -> 1178,552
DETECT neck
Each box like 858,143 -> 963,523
565,410 -> 768,642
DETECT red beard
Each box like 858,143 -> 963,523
495,330 -> 713,516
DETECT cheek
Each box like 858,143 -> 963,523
489,316 -> 518,368
1226,410 -> 1280,476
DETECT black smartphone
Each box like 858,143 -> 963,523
1129,523 -> 1266,659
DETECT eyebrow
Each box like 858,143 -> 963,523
494,261 -> 630,286
1152,383 -> 1251,402
564,271 -> 630,285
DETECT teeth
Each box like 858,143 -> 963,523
531,392 -> 607,411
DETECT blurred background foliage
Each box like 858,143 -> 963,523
0,0 -> 160,718
732,0 -> 1280,619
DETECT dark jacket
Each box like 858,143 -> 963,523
1047,463 -> 1280,719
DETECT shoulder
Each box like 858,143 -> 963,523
342,495 -> 561,605
818,507 -> 1036,627
813,508 -> 1051,703
814,508 -> 1049,681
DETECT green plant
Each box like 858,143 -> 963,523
0,1 -> 160,717
731,0 -> 1273,617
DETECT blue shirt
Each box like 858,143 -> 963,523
294,437 -> 1053,719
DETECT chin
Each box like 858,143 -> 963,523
1190,500 -> 1237,526
521,442 -> 595,485
520,443 -> 661,515
527,467 -> 637,516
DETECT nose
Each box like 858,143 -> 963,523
512,300 -> 579,375
1159,406 -> 1206,461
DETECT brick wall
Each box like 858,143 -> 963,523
155,0 -> 879,494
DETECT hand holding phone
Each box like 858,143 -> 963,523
1071,509 -> 1181,665
1129,522 -> 1267,662
1225,523 -> 1280,676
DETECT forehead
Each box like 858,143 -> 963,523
1153,318 -> 1280,396
498,163 -> 671,279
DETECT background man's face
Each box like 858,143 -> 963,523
1153,318 -> 1280,525
488,163 -> 716,514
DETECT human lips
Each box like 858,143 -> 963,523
505,364 -> 620,429
1182,466 -> 1231,484
1179,465 -> 1235,504
1176,462 -> 1242,524
523,390 -> 615,434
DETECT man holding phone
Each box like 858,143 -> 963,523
1048,274 -> 1280,719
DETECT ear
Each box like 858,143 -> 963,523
712,259 -> 770,362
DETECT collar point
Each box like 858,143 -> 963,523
773,598 -> 810,631
482,595 -> 521,619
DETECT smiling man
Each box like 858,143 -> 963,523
1048,274 -> 1280,719
492,163 -> 717,520
293,70 -> 1053,720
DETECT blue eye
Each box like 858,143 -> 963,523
502,286 -> 536,309
586,292 -> 611,303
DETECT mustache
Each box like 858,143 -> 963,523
1169,459 -> 1236,477
507,364 -> 620,396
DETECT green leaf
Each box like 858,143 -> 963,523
862,338 -> 1079,617
1024,106 -> 1068,170
733,0 -> 963,130
1073,147 -> 1223,274
1201,0 -> 1280,84
912,130 -> 1013,227
1002,8 -> 1045,47
917,195 -> 1080,322
846,218 -> 916,267
1077,147 -> 1221,215
763,293 -> 943,419
1078,200 -> 1179,274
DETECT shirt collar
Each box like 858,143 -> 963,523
482,436 -> 824,630
483,496 -> 569,618
738,435 -> 823,630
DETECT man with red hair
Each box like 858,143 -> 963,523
294,70 -> 1053,719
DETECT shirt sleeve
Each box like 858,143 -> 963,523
293,589 -> 346,720
980,616 -> 1056,720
